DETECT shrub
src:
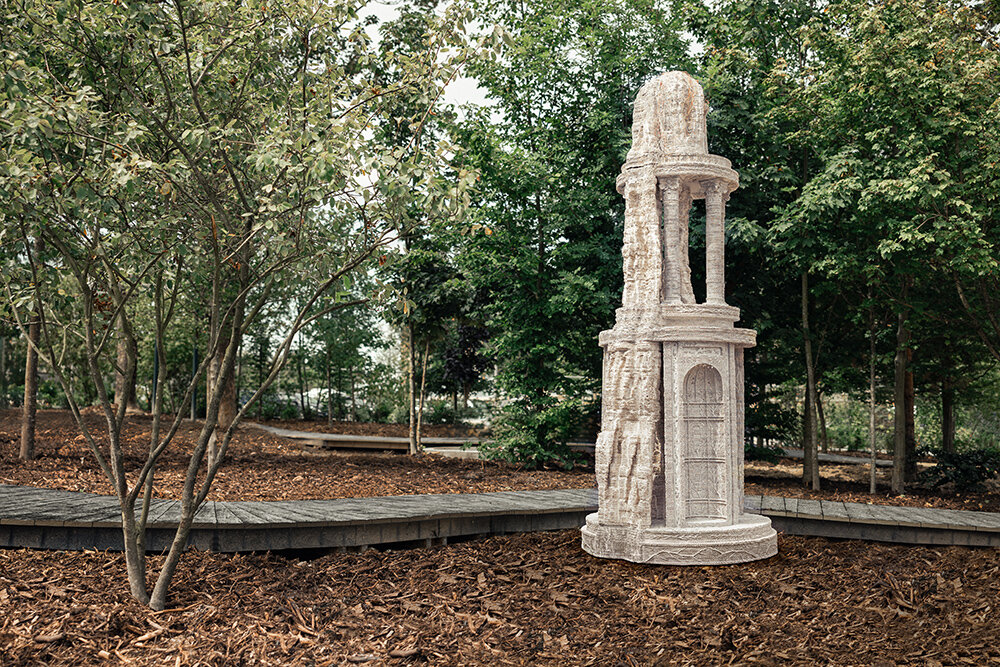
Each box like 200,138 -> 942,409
479,397 -> 582,470
918,448 -> 1000,492
745,442 -> 785,463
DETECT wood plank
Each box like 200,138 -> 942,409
760,496 -> 786,514
819,500 -> 849,521
793,499 -> 823,518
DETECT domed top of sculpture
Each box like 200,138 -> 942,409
626,71 -> 708,163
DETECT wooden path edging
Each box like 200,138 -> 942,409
246,423 -> 596,455
2,484 -> 1000,554
249,424 -> 898,465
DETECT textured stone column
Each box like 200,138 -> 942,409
704,179 -> 726,306
677,184 -> 695,305
582,71 -> 777,566
660,177 -> 682,304
661,178 -> 696,305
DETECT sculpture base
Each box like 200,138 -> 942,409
581,513 -> 777,565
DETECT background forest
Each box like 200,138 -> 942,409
3,0 -> 1000,495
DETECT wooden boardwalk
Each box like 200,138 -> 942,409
2,484 -> 999,553
247,423 -> 596,455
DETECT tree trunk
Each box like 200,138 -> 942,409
326,347 -> 333,426
801,271 -> 820,490
120,504 -> 150,605
891,296 -> 911,494
296,348 -> 305,418
416,339 -> 430,455
408,323 -> 417,455
257,338 -> 266,420
0,335 -> 7,409
942,377 -> 955,453
816,390 -> 829,453
190,347 -> 199,421
20,237 -> 43,460
904,362 -> 917,481
349,366 -> 356,422
114,317 -> 138,411
801,389 -> 813,480
208,340 -> 239,469
868,301 -> 878,494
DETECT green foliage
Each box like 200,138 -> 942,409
918,448 -> 1000,493
744,442 -> 785,464
745,383 -> 800,446
459,0 -> 690,463
479,397 -> 584,469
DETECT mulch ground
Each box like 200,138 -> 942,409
3,410 -> 1000,665
2,531 -> 999,666
0,410 -> 592,501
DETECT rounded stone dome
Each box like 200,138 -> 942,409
626,72 -> 709,162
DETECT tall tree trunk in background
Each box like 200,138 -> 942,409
349,367 -> 356,422
20,308 -> 40,461
114,316 -> 139,410
0,336 -> 7,409
296,349 -> 306,418
892,287 -> 911,494
904,359 -> 917,481
416,339 -> 430,455
816,390 -> 829,453
868,301 -> 878,494
801,271 -> 820,490
326,347 -> 333,426
20,237 -> 43,461
942,377 -> 955,453
407,323 -> 417,455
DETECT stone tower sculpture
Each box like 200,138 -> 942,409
580,72 -> 777,565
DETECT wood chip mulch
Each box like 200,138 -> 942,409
0,410 -> 591,501
2,532 -> 999,666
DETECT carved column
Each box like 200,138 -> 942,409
660,177 -> 682,304
623,170 -> 662,310
678,183 -> 695,304
704,180 -> 726,305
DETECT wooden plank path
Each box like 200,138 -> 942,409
781,448 -> 893,467
246,422 -> 597,455
2,484 -> 999,553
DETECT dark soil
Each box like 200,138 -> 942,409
2,532 -> 999,666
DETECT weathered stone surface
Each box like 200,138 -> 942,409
581,71 -> 778,565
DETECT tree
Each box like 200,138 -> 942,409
755,0 -> 1000,492
0,0 -> 483,608
691,0 -> 826,487
461,0 -> 690,466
